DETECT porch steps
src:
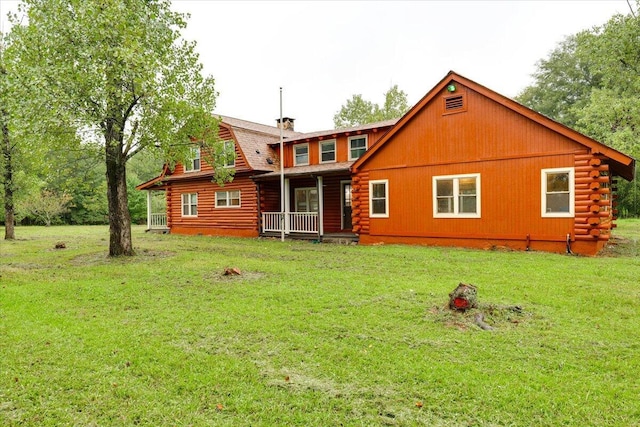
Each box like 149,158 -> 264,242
260,232 -> 358,245
146,228 -> 170,234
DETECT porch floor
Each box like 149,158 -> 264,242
260,232 -> 358,244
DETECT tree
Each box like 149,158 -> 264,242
11,0 -> 226,255
19,190 -> 72,226
1,30 -> 16,239
517,2 -> 640,216
334,85 -> 410,128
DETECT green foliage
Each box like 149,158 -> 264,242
1,224 -> 639,425
517,3 -> 640,216
17,190 -> 71,226
8,0 -> 223,254
516,31 -> 602,127
333,85 -> 410,128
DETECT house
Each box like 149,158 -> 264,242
136,114 -> 396,240
350,71 -> 635,255
136,115 -> 301,237
138,71 -> 635,255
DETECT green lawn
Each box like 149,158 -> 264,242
1,221 -> 639,426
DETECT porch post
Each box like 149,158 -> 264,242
317,176 -> 324,238
146,190 -> 152,230
284,178 -> 290,234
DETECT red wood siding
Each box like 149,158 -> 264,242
166,172 -> 259,237
353,83 -> 615,255
322,175 -> 350,232
283,129 -> 390,168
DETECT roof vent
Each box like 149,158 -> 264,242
445,95 -> 464,110
444,94 -> 467,114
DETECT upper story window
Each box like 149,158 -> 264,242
320,140 -> 336,163
349,135 -> 367,160
294,143 -> 309,166
541,168 -> 574,217
222,140 -> 236,168
433,174 -> 481,218
184,147 -> 201,172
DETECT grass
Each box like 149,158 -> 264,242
1,220 -> 639,426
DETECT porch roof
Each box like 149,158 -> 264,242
252,161 -> 355,180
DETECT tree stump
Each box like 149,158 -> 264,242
448,283 -> 478,311
223,267 -> 241,276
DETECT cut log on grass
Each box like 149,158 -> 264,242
448,283 -> 478,311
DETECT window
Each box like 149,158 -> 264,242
320,140 -> 336,163
541,168 -> 574,217
216,190 -> 241,208
181,193 -> 198,216
295,187 -> 318,212
349,136 -> 368,160
433,174 -> 480,218
369,180 -> 389,218
222,140 -> 236,168
184,147 -> 201,172
294,144 -> 309,166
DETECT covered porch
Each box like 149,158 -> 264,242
135,175 -> 170,233
254,163 -> 356,241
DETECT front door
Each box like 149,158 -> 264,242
341,182 -> 352,230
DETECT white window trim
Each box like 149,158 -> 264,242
348,135 -> 368,161
432,173 -> 481,218
369,179 -> 389,218
181,193 -> 198,217
215,190 -> 241,208
541,167 -> 574,218
294,143 -> 309,166
184,147 -> 201,173
319,139 -> 337,164
223,140 -> 236,168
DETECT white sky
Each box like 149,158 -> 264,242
1,0 -> 632,132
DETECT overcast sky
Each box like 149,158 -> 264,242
1,0 -> 632,132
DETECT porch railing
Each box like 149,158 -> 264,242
150,213 -> 167,228
262,212 -> 318,234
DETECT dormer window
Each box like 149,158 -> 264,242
294,144 -> 309,166
222,140 -> 235,168
184,147 -> 201,172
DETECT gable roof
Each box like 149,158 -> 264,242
352,71 -> 636,181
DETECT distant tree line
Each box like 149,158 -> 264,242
517,1 -> 640,217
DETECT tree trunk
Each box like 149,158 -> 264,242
105,120 -> 133,256
2,107 -> 15,240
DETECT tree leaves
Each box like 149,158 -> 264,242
333,85 -> 410,128
516,3 -> 640,216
